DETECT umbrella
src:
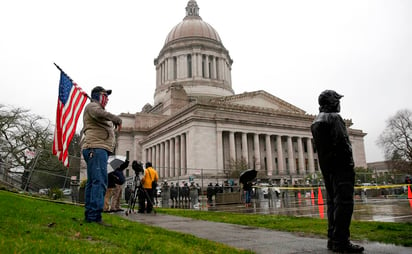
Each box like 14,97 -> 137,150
107,155 -> 127,173
239,169 -> 257,184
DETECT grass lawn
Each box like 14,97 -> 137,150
1,189 -> 411,254
0,190 -> 252,254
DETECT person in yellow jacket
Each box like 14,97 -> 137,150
138,162 -> 159,213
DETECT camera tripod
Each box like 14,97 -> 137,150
125,172 -> 156,215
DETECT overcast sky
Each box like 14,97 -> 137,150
1,0 -> 411,163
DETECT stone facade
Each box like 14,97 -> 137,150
114,1 -> 367,184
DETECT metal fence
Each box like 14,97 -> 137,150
1,155 -> 410,211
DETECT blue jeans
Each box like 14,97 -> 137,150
245,190 -> 252,203
82,148 -> 108,222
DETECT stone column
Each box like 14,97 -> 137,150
287,136 -> 296,174
157,144 -> 161,173
180,133 -> 186,175
265,134 -> 273,176
297,137 -> 305,175
197,53 -> 202,78
170,138 -> 175,177
160,142 -> 165,178
142,147 -> 146,165
241,132 -> 248,165
175,135 -> 180,176
216,130 -> 223,170
191,53 -> 196,79
155,65 -> 159,87
211,56 -> 216,79
147,147 -> 152,163
165,140 -> 170,177
217,57 -> 223,80
276,135 -> 285,174
205,55 -> 209,78
229,131 -> 235,162
307,138 -> 315,174
253,133 -> 261,170
165,58 -> 169,81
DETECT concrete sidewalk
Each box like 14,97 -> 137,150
118,212 -> 411,254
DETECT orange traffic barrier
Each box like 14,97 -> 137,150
408,185 -> 412,199
318,187 -> 324,205
311,189 -> 314,199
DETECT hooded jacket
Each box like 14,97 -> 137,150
81,100 -> 122,153
311,94 -> 354,172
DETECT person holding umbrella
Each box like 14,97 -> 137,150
240,169 -> 257,207
81,86 -> 122,226
104,159 -> 129,212
243,181 -> 253,207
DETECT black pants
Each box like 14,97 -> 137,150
322,168 -> 355,244
138,188 -> 155,213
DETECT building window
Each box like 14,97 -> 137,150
173,57 -> 177,80
126,151 -> 130,160
208,56 -> 213,78
187,54 -> 192,78
215,57 -> 219,80
202,55 -> 206,77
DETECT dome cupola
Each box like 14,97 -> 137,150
164,0 -> 222,46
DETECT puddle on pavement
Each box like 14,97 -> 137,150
206,197 -> 412,223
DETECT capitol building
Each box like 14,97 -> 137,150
115,0 -> 367,184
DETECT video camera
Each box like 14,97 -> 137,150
132,160 -> 144,175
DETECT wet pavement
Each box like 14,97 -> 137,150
118,212 -> 412,254
206,196 -> 412,223
116,192 -> 412,253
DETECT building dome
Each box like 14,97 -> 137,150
154,0 -> 234,109
164,14 -> 221,46
164,0 -> 221,46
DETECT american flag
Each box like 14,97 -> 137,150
53,70 -> 88,167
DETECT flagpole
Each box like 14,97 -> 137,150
53,62 -> 91,99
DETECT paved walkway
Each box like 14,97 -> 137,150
118,212 -> 411,254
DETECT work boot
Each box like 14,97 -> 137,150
327,239 -> 333,250
96,220 -> 112,227
332,241 -> 364,253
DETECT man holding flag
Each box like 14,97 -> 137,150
53,63 -> 122,225
81,86 -> 122,225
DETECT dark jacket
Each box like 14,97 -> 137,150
108,169 -> 126,188
311,112 -> 354,172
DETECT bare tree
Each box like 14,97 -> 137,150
227,157 -> 249,179
0,105 -> 51,167
0,105 -> 81,190
377,109 -> 412,174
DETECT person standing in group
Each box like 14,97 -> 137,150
206,182 -> 214,206
243,181 -> 253,207
311,90 -> 364,253
170,182 -> 178,208
81,86 -> 122,225
139,162 -> 159,213
104,160 -> 129,212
